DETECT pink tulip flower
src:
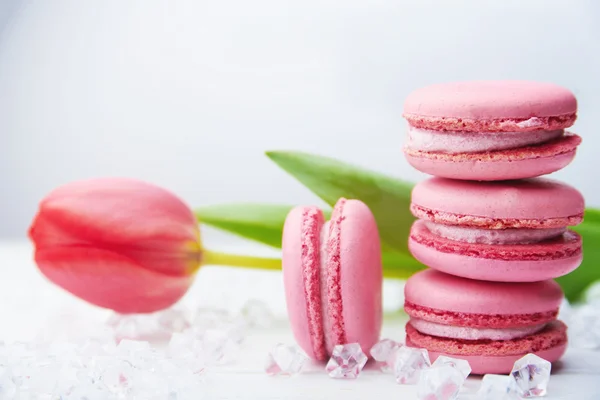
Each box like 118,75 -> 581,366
28,178 -> 201,313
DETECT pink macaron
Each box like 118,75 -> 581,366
282,198 -> 382,361
403,81 -> 581,181
408,177 -> 584,282
404,269 -> 567,374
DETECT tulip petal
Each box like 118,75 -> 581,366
35,245 -> 194,314
29,178 -> 201,276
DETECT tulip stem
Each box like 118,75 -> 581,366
202,250 -> 410,279
202,250 -> 282,271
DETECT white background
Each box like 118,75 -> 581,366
1,0 -> 600,238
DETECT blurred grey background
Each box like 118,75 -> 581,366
1,0 -> 599,238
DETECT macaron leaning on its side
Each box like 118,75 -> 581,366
408,177 -> 584,282
403,81 -> 582,181
282,198 -> 382,361
404,269 -> 567,375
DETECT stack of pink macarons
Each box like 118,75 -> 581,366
401,81 -> 584,374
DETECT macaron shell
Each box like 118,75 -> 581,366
403,81 -> 577,122
406,321 -> 567,375
404,114 -> 576,134
409,238 -> 582,283
404,302 -> 557,330
409,225 -> 582,282
333,199 -> 383,356
406,320 -> 566,357
282,205 -> 326,360
404,269 -> 563,316
405,146 -> 577,181
411,176 -> 584,225
411,204 -> 581,230
411,220 -> 582,261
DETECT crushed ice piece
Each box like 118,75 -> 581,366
370,339 -> 400,373
77,338 -> 117,366
115,339 -> 150,351
166,332 -> 206,374
167,331 -> 198,358
156,308 -> 191,333
192,307 -> 247,344
239,299 -> 274,329
265,344 -> 306,376
201,328 -> 240,366
432,355 -> 471,379
326,343 -> 368,379
107,308 -> 190,342
98,358 -> 135,395
192,307 -> 232,330
392,346 -> 431,384
510,353 -> 551,398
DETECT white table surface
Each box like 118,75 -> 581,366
1,235 -> 599,399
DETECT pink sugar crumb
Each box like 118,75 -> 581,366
409,221 -> 582,261
403,113 -> 576,133
403,133 -> 581,162
404,302 -> 558,329
410,204 -> 584,229
326,198 -> 347,347
405,320 -> 567,357
300,207 -> 326,361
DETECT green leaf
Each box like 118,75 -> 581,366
195,203 -> 295,248
558,209 -> 600,302
580,207 -> 600,224
196,203 -> 332,249
266,151 -> 415,254
382,251 -> 424,278
196,201 -> 423,279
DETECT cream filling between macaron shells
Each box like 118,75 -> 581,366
406,126 -> 564,154
319,221 -> 333,352
410,318 -> 547,341
424,221 -> 567,245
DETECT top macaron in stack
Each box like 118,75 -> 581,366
403,81 -> 581,181
401,81 -> 584,374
